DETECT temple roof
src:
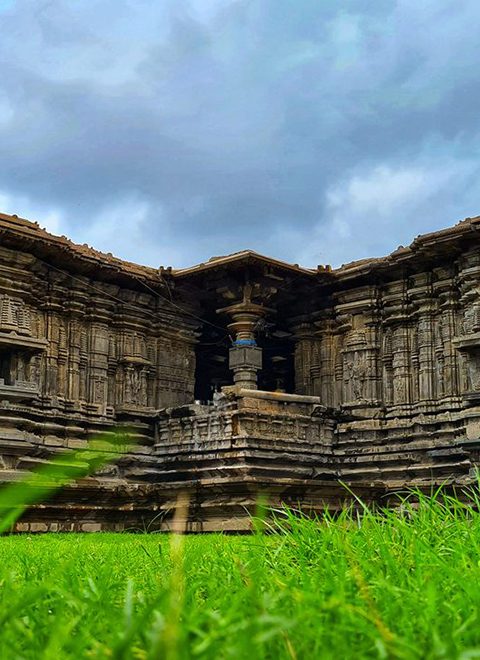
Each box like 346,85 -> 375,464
0,211 -> 161,283
172,249 -> 317,278
1,210 -> 480,288
334,214 -> 480,280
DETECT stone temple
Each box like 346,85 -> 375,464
2,211 -> 480,532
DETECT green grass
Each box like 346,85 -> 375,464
1,493 -> 480,658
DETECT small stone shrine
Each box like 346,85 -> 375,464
1,211 -> 480,531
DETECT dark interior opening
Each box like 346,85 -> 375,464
0,350 -> 14,385
194,326 -> 231,402
257,333 -> 295,393
194,323 -> 296,401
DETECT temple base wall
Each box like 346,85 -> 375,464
3,390 -> 480,532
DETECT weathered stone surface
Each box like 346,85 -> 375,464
1,210 -> 480,531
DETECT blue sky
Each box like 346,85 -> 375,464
0,0 -> 479,268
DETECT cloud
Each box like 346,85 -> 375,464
0,190 -> 64,235
70,196 -> 189,268
0,0 -> 479,268
299,155 -> 480,267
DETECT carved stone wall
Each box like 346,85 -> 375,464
0,246 -> 197,415
292,264 -> 467,416
0,232 -> 200,531
3,211 -> 480,531
285,242 -> 480,497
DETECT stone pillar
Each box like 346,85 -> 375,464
67,318 -> 81,406
317,320 -> 337,407
291,323 -> 316,396
217,284 -> 271,390
57,322 -> 68,400
417,313 -> 434,402
44,304 -> 61,401
439,293 -> 459,397
88,321 -> 109,412
382,327 -> 394,406
392,325 -> 410,405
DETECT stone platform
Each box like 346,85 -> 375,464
9,389 -> 480,532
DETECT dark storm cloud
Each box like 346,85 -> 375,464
1,0 -> 480,267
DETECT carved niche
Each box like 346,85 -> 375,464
340,314 -> 380,412
0,295 -> 47,400
453,332 -> 480,403
342,329 -> 367,405
123,362 -> 149,407
453,300 -> 480,403
116,331 -> 154,411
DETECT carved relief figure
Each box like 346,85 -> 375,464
124,366 -> 133,403
123,365 -> 149,406
466,353 -> 480,391
16,353 -> 27,382
344,359 -> 354,399
132,369 -> 142,404
344,353 -> 367,402
30,356 -> 41,386
140,370 -> 148,404
352,357 -> 366,400
393,376 -> 406,402
94,378 -> 105,404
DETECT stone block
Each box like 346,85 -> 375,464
67,439 -> 87,449
81,523 -> 102,532
466,419 -> 480,442
229,346 -> 262,370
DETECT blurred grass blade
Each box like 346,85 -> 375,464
0,434 -> 130,534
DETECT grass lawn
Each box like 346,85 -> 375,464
1,494 -> 480,659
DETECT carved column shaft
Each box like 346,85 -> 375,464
319,335 -> 334,406
382,327 -> 394,406
292,324 -> 316,396
67,319 -> 81,404
44,305 -> 61,399
218,288 -> 271,390
417,313 -> 434,402
88,321 -> 109,410
392,326 -> 410,405
439,300 -> 459,397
